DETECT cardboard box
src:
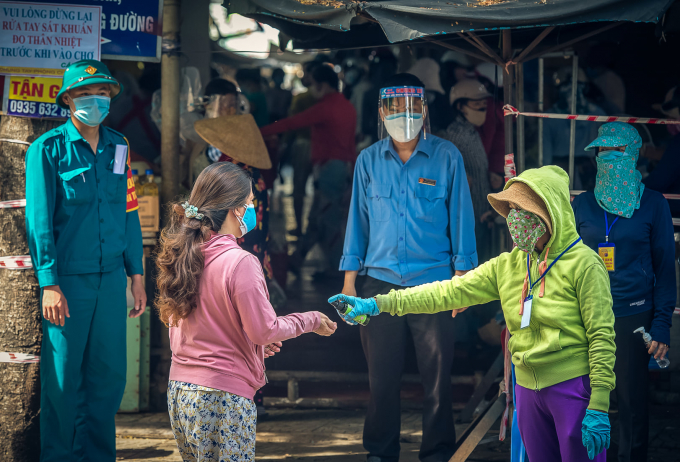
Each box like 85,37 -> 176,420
138,196 -> 159,233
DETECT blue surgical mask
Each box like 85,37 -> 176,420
72,95 -> 110,127
235,204 -> 257,237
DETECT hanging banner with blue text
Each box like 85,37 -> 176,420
31,0 -> 163,63
0,2 -> 101,77
2,75 -> 70,118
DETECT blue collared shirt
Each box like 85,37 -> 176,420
340,134 -> 478,286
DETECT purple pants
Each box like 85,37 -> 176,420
516,375 -> 606,462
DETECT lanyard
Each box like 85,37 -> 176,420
604,211 -> 619,243
526,237 -> 582,294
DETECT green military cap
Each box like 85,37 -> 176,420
56,60 -> 123,109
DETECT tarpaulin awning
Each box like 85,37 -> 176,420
227,0 -> 675,46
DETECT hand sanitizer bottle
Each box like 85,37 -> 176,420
633,327 -> 670,369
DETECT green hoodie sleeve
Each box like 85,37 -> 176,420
376,258 -> 500,315
25,140 -> 59,288
576,263 -> 616,412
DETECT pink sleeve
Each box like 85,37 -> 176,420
230,255 -> 321,344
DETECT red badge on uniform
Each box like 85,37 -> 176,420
124,141 -> 139,212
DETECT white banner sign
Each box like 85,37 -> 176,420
0,1 -> 101,77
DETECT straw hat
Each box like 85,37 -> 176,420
193,114 -> 272,169
487,182 -> 553,235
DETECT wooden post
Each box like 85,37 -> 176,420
151,0 -> 181,410
0,116 -> 60,461
161,0 -> 181,222
287,378 -> 299,401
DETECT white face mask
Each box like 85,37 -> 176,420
384,112 -> 423,142
461,105 -> 487,127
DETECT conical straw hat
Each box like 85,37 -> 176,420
193,114 -> 272,169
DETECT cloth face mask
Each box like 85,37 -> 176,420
594,155 -> 644,218
72,95 -> 110,127
234,204 -> 257,237
507,209 -> 547,254
384,112 -> 423,142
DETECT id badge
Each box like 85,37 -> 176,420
113,144 -> 127,175
521,295 -> 533,329
598,243 -> 615,272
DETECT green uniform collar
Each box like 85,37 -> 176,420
64,119 -> 115,150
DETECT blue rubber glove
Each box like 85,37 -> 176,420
327,294 -> 380,325
582,409 -> 611,460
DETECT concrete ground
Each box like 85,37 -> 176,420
114,409 -> 510,462
115,403 -> 680,462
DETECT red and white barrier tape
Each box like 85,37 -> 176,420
0,256 -> 32,269
0,352 -> 40,363
504,153 -> 516,183
503,105 -> 680,125
0,199 -> 26,209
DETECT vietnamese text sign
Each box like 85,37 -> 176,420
33,0 -> 163,62
0,2 -> 101,77
2,75 -> 71,118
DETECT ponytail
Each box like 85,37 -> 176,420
155,162 -> 252,327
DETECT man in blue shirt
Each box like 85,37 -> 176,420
25,60 -> 146,462
339,74 -> 477,462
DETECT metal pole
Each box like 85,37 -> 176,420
502,30 -> 513,254
516,63 -> 525,173
538,58 -> 544,167
161,0 -> 181,223
502,30 -> 514,156
568,54 -> 578,189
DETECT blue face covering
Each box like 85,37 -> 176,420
72,95 -> 110,127
235,204 -> 257,237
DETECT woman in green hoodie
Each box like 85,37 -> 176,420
330,166 -> 616,462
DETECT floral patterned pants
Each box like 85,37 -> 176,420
167,380 -> 257,461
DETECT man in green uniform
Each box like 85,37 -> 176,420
25,59 -> 146,461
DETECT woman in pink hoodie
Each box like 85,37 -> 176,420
156,162 -> 337,461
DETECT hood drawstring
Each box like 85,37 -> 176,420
538,247 -> 550,298
519,274 -> 529,314
519,247 -> 550,314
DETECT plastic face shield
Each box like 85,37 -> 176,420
378,86 -> 430,143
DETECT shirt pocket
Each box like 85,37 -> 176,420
367,183 -> 392,222
414,184 -> 446,223
59,166 -> 93,206
105,159 -> 127,204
